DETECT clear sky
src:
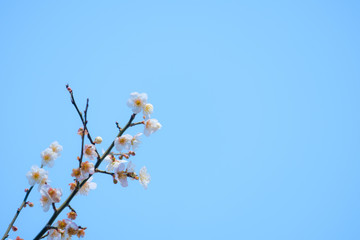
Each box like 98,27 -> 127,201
0,1 -> 359,240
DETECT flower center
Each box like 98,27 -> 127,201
32,172 -> 40,180
134,99 -> 142,106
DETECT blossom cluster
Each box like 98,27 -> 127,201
47,218 -> 85,240
25,142 -> 64,212
10,90 -> 161,240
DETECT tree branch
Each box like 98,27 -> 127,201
1,186 -> 34,240
66,85 -> 100,161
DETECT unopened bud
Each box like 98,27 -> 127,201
28,202 -> 34,207
94,136 -> 102,144
119,155 -> 123,160
66,85 -> 73,93
77,229 -> 86,238
67,211 -> 77,220
113,179 -> 118,184
129,151 -> 135,156
124,154 -> 129,159
24,188 -> 29,192
15,237 -> 24,240
12,226 -> 18,232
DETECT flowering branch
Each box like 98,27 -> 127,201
3,87 -> 161,240
1,186 -> 34,240
95,113 -> 136,169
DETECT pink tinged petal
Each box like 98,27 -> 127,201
119,177 -> 128,187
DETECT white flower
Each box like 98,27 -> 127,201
80,161 -> 94,179
39,185 -> 62,211
40,193 -> 52,212
64,219 -> 79,238
42,185 -> 62,203
114,134 -> 132,152
104,155 -> 127,172
131,133 -> 142,150
79,177 -> 97,196
115,163 -> 128,187
142,103 -> 153,119
94,136 -> 102,144
83,144 -> 98,160
127,92 -> 148,114
41,148 -> 57,167
26,165 -> 48,186
47,228 -> 61,240
49,141 -> 63,157
144,119 -> 162,136
139,166 -> 150,189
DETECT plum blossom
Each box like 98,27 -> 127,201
49,141 -> 63,157
127,92 -> 148,113
115,163 -> 128,187
26,166 -> 48,186
131,133 -> 142,150
139,166 -> 150,189
104,154 -> 127,172
81,161 -> 94,179
40,185 -> 62,212
114,134 -> 132,152
64,219 -> 79,238
77,127 -> 88,136
47,228 -> 61,240
78,177 -> 97,196
83,144 -> 97,160
144,119 -> 162,136
39,192 -> 52,212
71,168 -> 84,181
41,148 -> 57,167
142,103 -> 153,119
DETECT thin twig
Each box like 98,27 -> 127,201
68,205 -> 76,213
115,121 -> 122,131
66,85 -> 100,161
40,232 -> 49,239
130,121 -> 144,127
95,113 -> 136,169
78,98 -> 89,168
1,186 -> 34,240
95,169 -> 114,176
52,203 -> 57,212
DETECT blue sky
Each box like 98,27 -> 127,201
0,1 -> 360,239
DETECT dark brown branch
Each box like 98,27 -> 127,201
115,121 -> 122,131
78,98 -> 89,168
95,113 -> 136,169
130,121 -> 144,127
52,203 -> 57,212
66,85 -> 100,161
40,232 -> 49,239
68,205 -> 76,213
1,186 -> 34,240
95,169 -> 114,176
